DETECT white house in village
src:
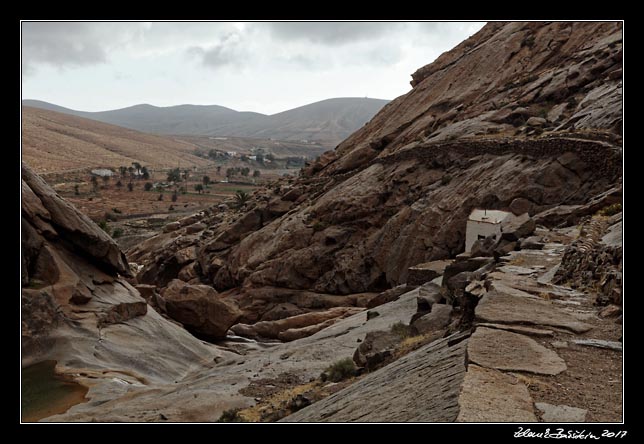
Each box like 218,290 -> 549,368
90,168 -> 114,177
465,209 -> 514,252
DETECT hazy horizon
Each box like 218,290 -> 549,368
22,96 -> 391,116
21,21 -> 485,115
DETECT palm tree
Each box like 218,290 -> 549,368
233,190 -> 250,208
132,162 -> 142,175
167,168 -> 181,182
194,184 -> 204,194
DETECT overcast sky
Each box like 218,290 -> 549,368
22,21 -> 485,115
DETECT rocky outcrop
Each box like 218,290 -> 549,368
22,163 -> 227,402
410,304 -> 453,336
554,213 -> 622,306
126,22 -> 621,326
22,164 -> 131,277
281,332 -> 469,422
230,306 -> 363,341
98,302 -> 148,328
161,279 -> 242,339
406,260 -> 451,286
352,330 -> 403,370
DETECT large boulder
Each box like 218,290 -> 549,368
406,260 -> 452,285
500,213 -> 536,241
509,198 -> 533,216
161,279 -> 242,339
442,257 -> 493,285
353,330 -> 403,370
411,304 -> 453,336
470,235 -> 498,258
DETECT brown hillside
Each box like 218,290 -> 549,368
22,106 -> 211,174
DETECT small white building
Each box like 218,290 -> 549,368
90,168 -> 114,177
465,209 -> 513,252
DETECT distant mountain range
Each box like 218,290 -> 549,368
22,97 -> 389,146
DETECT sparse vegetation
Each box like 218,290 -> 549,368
390,321 -> 412,339
144,182 -> 153,192
104,211 -> 118,222
172,190 -> 178,202
116,180 -> 123,188
598,203 -> 622,217
112,208 -> 122,214
158,193 -> 164,201
321,358 -> 357,383
112,228 -> 123,238
127,182 -> 134,192
216,408 -> 247,423
202,176 -> 210,187
98,220 -> 111,235
132,162 -> 142,175
91,175 -> 99,192
74,184 -> 79,195
194,184 -> 204,194
167,168 -> 181,183
253,170 -> 261,178
233,190 -> 250,208
440,174 -> 453,185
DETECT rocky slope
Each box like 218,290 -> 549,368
129,21 -> 622,326
22,21 -> 622,423
21,162 -> 236,413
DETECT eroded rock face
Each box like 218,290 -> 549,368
21,163 -> 222,386
230,306 -> 363,341
126,22 -> 622,324
22,164 -> 131,277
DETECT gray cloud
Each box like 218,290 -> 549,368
22,22 -> 108,74
189,31 -> 246,68
263,22 -> 399,45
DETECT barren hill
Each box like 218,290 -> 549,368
23,97 -> 389,146
21,106 -> 211,173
